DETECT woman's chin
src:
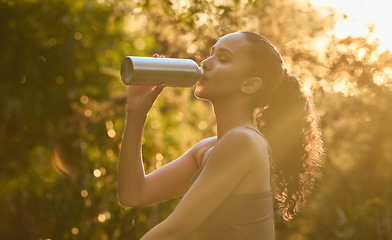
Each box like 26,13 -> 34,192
193,89 -> 203,99
194,87 -> 208,100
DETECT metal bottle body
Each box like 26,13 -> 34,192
121,56 -> 203,87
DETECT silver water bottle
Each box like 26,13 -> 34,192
121,56 -> 203,87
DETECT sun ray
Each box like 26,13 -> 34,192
310,0 -> 392,53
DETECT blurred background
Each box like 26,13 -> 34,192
1,0 -> 391,239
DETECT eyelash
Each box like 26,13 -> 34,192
209,53 -> 227,62
218,57 -> 227,62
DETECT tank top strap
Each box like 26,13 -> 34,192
243,126 -> 273,189
243,126 -> 272,159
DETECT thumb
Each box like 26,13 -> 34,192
152,84 -> 166,98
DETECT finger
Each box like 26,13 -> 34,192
152,84 -> 166,97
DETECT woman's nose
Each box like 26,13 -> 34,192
201,56 -> 212,71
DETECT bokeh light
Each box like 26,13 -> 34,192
93,169 -> 102,178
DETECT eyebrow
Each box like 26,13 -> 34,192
211,46 -> 234,57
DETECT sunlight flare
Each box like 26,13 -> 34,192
311,0 -> 392,53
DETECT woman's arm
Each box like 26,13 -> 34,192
141,127 -> 267,239
118,85 -> 217,207
117,85 -> 164,206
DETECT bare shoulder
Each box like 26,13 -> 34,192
222,127 -> 267,148
195,136 -> 217,147
191,136 -> 217,166
213,127 -> 269,163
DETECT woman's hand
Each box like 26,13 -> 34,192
126,54 -> 166,115
126,84 -> 165,114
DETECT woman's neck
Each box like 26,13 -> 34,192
212,97 -> 254,140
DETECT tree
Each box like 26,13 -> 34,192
0,0 -> 139,238
287,36 -> 392,240
1,0 -> 391,239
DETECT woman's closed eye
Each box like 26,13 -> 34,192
218,55 -> 228,63
211,53 -> 229,63
207,48 -> 231,63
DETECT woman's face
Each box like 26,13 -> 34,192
194,32 -> 252,101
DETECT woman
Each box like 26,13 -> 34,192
118,31 -> 323,239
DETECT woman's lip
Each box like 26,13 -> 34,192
197,77 -> 207,84
197,73 -> 208,84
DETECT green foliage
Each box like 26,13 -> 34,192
0,0 -> 149,238
286,36 -> 392,240
1,0 -> 392,239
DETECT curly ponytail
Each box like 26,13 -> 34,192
242,31 -> 324,221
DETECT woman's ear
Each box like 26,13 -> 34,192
240,77 -> 262,94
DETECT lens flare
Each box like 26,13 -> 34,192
52,145 -> 71,177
